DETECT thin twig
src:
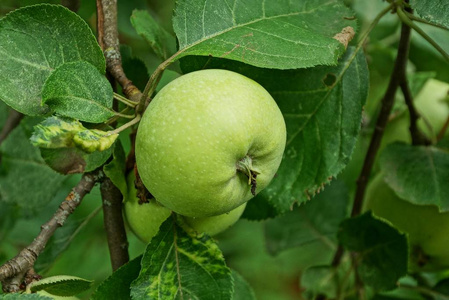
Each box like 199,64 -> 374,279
114,93 -> 137,107
330,3 -> 394,269
136,53 -> 177,114
97,0 -> 142,102
399,80 -> 431,145
0,109 -> 24,166
0,170 -> 103,293
437,116 -> 449,141
397,8 -> 449,62
405,11 -> 449,31
351,12 -> 412,217
61,0 -> 80,12
107,115 -> 141,136
400,283 -> 449,299
351,254 -> 365,300
0,110 -> 23,147
101,177 -> 129,271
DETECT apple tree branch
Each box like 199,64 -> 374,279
0,170 -> 103,293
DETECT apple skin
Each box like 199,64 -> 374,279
180,203 -> 247,237
136,69 -> 286,217
364,173 -> 449,272
124,172 -> 171,244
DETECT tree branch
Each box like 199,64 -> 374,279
61,0 -> 80,12
399,79 -> 431,145
96,0 -> 142,102
100,177 -> 129,271
0,170 -> 103,293
0,110 -> 23,147
437,116 -> 449,141
351,7 -> 412,217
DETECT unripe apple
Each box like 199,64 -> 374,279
180,203 -> 247,237
364,173 -> 449,272
123,172 -> 171,243
136,69 -> 286,217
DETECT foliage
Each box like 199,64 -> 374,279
1,0 -> 449,299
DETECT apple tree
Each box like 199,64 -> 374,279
0,0 -> 449,299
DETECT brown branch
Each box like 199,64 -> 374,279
100,177 -> 129,271
437,116 -> 449,142
0,109 -> 23,168
96,0 -> 142,102
61,0 -> 80,12
331,245 -> 344,267
0,110 -> 23,147
351,12 -> 412,217
0,170 -> 103,293
399,80 -> 431,145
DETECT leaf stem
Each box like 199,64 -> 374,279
397,8 -> 449,62
404,11 -> 449,31
399,283 -> 449,299
107,115 -> 141,136
113,92 -> 137,107
136,51 -> 181,114
105,107 -> 130,125
112,111 -> 135,119
330,2 -> 394,269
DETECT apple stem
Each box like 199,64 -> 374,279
236,156 -> 259,196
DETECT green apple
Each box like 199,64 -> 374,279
123,172 -> 171,243
136,69 -> 286,217
180,203 -> 247,237
364,173 -> 449,272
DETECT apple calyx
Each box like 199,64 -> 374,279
236,155 -> 260,196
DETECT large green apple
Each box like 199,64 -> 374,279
123,172 -> 171,243
136,69 -> 286,217
364,173 -> 449,272
180,203 -> 247,237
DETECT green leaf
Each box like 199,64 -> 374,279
122,57 -> 149,91
434,278 -> 449,297
131,218 -> 233,300
30,116 -> 85,149
103,141 -> 127,197
91,256 -> 142,300
0,122 -> 66,212
338,212 -> 408,291
410,24 -> 449,82
29,275 -> 93,297
42,61 -> 114,123
300,266 -> 339,300
410,0 -> 449,29
73,129 -> 118,153
31,116 -> 118,153
379,143 -> 449,211
172,0 -> 357,69
231,270 -> 256,300
0,4 -> 105,116
265,181 -> 349,254
131,10 -> 176,60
